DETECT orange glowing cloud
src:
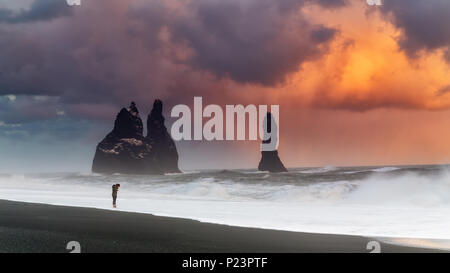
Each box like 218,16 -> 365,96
268,1 -> 450,111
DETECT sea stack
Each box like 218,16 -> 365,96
146,99 -> 180,173
258,112 -> 287,173
92,100 -> 179,174
258,151 -> 287,173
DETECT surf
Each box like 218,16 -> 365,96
1,165 -> 450,249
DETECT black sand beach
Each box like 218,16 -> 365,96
0,200 -> 440,253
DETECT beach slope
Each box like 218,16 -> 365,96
0,200 -> 439,253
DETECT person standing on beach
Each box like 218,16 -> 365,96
112,184 -> 120,208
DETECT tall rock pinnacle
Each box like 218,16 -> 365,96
92,100 -> 179,174
257,112 -> 287,173
146,99 -> 180,173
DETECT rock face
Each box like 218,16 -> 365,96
258,151 -> 287,173
146,99 -> 180,173
258,112 -> 287,173
92,101 -> 180,174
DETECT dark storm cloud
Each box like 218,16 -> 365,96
0,0 -> 71,23
0,0 -> 341,124
313,0 -> 348,8
311,27 -> 338,43
0,28 -> 95,98
380,0 -> 450,59
168,0 -> 338,85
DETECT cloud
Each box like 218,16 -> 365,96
0,0 -> 71,23
380,0 -> 450,59
132,0 -> 339,85
436,85 -> 450,96
278,1 -> 450,111
313,0 -> 348,8
0,0 -> 340,124
1,0 -> 449,121
0,95 -> 61,123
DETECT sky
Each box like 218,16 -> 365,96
1,0 -> 450,172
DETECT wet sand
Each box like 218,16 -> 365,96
0,200 -> 440,253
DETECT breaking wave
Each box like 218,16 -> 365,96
1,165 -> 450,248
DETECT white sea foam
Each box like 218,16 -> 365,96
0,168 -> 450,249
297,166 -> 337,174
372,166 -> 401,172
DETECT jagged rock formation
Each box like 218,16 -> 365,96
92,100 -> 179,174
258,112 -> 287,173
258,151 -> 287,173
146,99 -> 180,173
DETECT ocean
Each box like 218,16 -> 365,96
1,165 -> 450,249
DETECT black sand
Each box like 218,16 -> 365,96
0,200 -> 440,253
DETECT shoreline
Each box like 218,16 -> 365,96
0,199 -> 442,253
